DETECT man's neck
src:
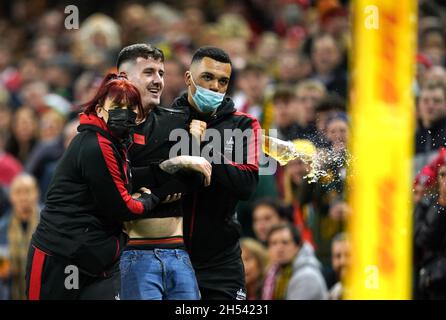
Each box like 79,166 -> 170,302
187,94 -> 197,111
15,208 -> 36,221
422,118 -> 434,129
138,105 -> 158,124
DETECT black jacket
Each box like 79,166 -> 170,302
172,93 -> 261,266
128,106 -> 204,218
415,198 -> 446,257
31,113 -> 161,276
414,197 -> 446,296
415,117 -> 446,155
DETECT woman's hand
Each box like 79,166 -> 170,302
132,187 -> 151,199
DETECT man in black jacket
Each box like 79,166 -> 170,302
415,157 -> 446,299
117,44 -> 211,300
176,47 -> 261,300
415,81 -> 446,173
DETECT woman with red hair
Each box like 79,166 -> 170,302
25,73 -> 174,300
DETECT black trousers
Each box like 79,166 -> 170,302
193,244 -> 246,300
25,245 -> 120,300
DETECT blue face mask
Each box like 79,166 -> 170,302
190,75 -> 225,113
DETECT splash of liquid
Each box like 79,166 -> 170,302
262,135 -> 352,184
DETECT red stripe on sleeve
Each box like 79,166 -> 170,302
227,112 -> 261,172
28,247 -> 46,300
97,133 -> 144,215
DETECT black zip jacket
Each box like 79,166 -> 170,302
31,113 -> 161,276
129,106 -> 204,218
172,93 -> 261,266
415,117 -> 446,154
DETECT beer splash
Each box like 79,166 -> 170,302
262,135 -> 350,183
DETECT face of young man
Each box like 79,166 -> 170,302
185,56 -> 231,109
326,118 -> 349,150
10,176 -> 39,220
253,205 -> 283,243
418,87 -> 446,127
296,87 -> 324,124
120,57 -> 165,113
331,239 -> 351,280
273,98 -> 297,129
268,228 -> 300,266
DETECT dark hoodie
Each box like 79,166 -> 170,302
172,93 -> 261,266
31,113 -> 161,276
415,117 -> 446,154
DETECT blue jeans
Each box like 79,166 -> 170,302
120,249 -> 200,300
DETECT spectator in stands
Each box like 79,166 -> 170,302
241,237 -> 269,300
233,61 -> 272,128
294,80 -> 326,143
161,58 -> 186,106
415,81 -> 446,173
327,232 -> 350,300
419,27 -> 446,67
276,51 -> 312,85
0,174 -> 40,300
311,33 -> 347,98
415,151 -> 446,299
262,223 -> 327,300
314,93 -> 346,147
252,198 -> 291,245
271,85 -> 299,141
25,118 -> 79,200
5,107 -> 39,164
0,87 -> 12,133
0,131 -> 22,189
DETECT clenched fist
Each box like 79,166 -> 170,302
189,119 -> 207,143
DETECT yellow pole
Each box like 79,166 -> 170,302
346,0 -> 417,299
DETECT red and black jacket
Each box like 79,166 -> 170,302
172,93 -> 261,266
31,113 -> 161,276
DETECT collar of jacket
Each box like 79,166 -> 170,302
77,113 -> 132,148
172,92 -> 236,124
419,116 -> 446,131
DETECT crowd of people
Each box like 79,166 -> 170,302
0,0 -> 445,300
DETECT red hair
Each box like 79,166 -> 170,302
81,72 -> 144,120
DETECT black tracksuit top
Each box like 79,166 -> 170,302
128,105 -> 204,219
31,113 -> 161,275
171,94 -> 261,266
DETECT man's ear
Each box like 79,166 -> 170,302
184,71 -> 192,86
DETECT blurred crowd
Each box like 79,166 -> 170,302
0,0 -> 445,300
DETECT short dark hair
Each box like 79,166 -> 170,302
191,46 -> 232,66
421,27 -> 445,47
116,44 -> 164,69
267,223 -> 302,247
332,232 -> 349,245
241,60 -> 266,74
272,84 -> 296,103
252,197 -> 292,221
421,80 -> 446,99
315,93 -> 346,113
